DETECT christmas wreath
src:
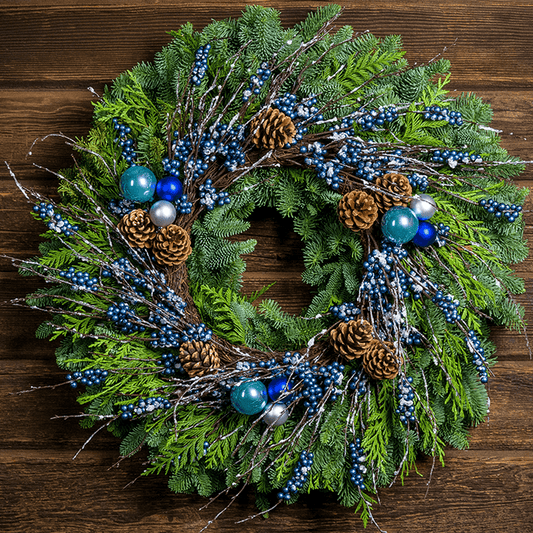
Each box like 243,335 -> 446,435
10,5 -> 529,529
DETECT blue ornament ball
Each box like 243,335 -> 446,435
412,220 -> 437,247
230,380 -> 267,415
120,165 -> 156,202
381,206 -> 419,244
268,376 -> 293,401
156,175 -> 183,202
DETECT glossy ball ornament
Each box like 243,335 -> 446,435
120,166 -> 157,202
262,403 -> 289,427
149,200 -> 177,227
412,220 -> 437,247
230,380 -> 268,415
268,376 -> 293,401
381,206 -> 419,244
410,194 -> 437,220
156,175 -> 183,202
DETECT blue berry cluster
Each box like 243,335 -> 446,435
277,451 -> 314,501
431,290 -> 460,323
120,396 -> 172,420
361,243 -> 408,310
479,198 -> 522,222
349,439 -> 367,490
336,141 -> 406,182
199,179 -> 230,210
407,172 -> 429,192
112,118 -> 137,165
66,368 -> 108,388
432,149 -> 482,168
156,352 -> 185,376
191,44 -> 210,86
301,142 -> 344,188
33,203 -> 78,236
107,301 -> 145,334
108,198 -> 136,217
423,106 -> 463,126
465,330 -> 489,383
162,156 -> 181,177
175,194 -> 193,214
275,93 -> 320,131
348,368 -> 368,396
357,106 -> 398,131
59,267 -> 98,292
282,354 -> 344,415
435,222 -> 450,245
396,376 -> 416,425
242,62 -> 271,101
150,321 -> 212,349
329,302 -> 361,322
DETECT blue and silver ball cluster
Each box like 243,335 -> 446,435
66,368 -> 108,388
348,439 -> 367,490
112,118 -> 137,165
357,106 -> 398,131
431,290 -> 460,323
479,198 -> 522,222
329,302 -> 361,322
59,267 -> 98,292
396,376 -> 416,425
432,149 -> 482,168
191,44 -> 210,86
199,179 -> 230,210
33,203 -> 78,236
277,451 -> 314,501
465,330 -> 489,383
120,396 -> 172,420
423,105 -> 463,126
242,61 -> 271,101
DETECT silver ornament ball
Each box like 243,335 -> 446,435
149,200 -> 177,227
262,403 -> 289,427
410,194 -> 437,220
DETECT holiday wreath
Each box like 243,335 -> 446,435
10,4 -> 529,528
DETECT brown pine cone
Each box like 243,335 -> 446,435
118,208 -> 157,248
373,173 -> 412,213
152,224 -> 192,267
362,339 -> 403,380
250,107 -> 297,150
330,319 -> 374,361
338,190 -> 378,231
180,340 -> 220,377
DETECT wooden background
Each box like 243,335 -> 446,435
1,1 -> 532,532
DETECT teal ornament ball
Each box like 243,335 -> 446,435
120,165 -> 157,202
230,380 -> 268,415
381,206 -> 419,244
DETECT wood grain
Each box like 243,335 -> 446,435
1,2 -> 532,532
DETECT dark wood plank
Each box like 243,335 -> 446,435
1,3 -> 533,89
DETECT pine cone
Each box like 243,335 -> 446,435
152,224 -> 192,267
373,173 -> 412,213
118,208 -> 157,248
180,340 -> 220,377
330,319 -> 374,361
250,107 -> 297,150
362,340 -> 403,380
338,190 -> 378,231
